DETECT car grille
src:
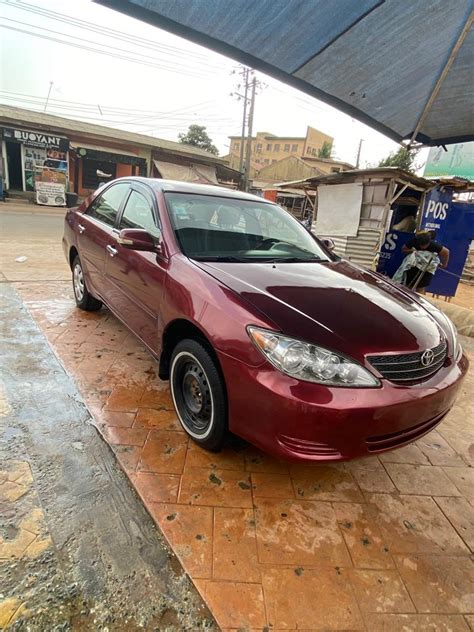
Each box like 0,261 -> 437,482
277,434 -> 341,457
368,341 -> 447,384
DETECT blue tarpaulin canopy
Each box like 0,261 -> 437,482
98,0 -> 474,146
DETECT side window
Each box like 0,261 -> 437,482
119,190 -> 160,238
87,183 -> 129,227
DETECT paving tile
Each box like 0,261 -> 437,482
133,407 -> 183,432
254,498 -> 351,567
379,444 -> 430,465
395,554 -> 474,613
112,444 -> 141,473
465,614 -> 474,631
104,385 -> 145,413
384,463 -> 461,496
366,494 -> 468,555
134,472 -> 180,504
417,430 -> 467,466
262,566 -> 364,630
185,441 -> 246,470
213,507 -> 260,582
203,581 -> 267,629
334,503 -> 394,569
148,504 -> 213,578
139,385 -> 174,410
437,424 -> 474,466
243,446 -> 289,474
178,467 -> 253,508
435,496 -> 474,552
349,569 -> 415,613
344,456 -> 385,472
137,430 -> 188,475
100,410 -> 136,428
290,464 -> 364,502
251,472 -> 295,499
443,467 -> 474,504
351,467 -> 396,493
364,613 -> 470,631
101,426 -> 148,447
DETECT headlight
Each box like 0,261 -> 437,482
248,327 -> 380,387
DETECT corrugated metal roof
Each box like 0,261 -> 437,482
0,104 -> 225,163
99,0 -> 474,146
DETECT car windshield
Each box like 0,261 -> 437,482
165,193 -> 332,262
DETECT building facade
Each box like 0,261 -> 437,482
0,105 -> 235,201
227,126 -> 333,171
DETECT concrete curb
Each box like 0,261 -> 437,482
429,297 -> 474,338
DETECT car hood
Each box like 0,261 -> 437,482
194,259 -> 442,362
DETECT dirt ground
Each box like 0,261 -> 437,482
1,205 -> 473,631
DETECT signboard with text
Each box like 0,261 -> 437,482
2,127 -> 69,152
36,181 -> 66,206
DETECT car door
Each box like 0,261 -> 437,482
77,182 -> 130,300
104,184 -> 166,351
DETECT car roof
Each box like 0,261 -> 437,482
117,177 -> 271,203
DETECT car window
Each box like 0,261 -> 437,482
165,192 -> 332,263
87,182 -> 130,227
119,190 -> 160,238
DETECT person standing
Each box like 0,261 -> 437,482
401,231 -> 450,293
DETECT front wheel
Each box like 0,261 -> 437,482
170,339 -> 227,451
72,255 -> 102,311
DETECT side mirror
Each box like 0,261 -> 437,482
117,228 -> 158,252
321,238 -> 336,251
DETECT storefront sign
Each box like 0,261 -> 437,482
36,181 -> 66,206
2,127 -> 69,151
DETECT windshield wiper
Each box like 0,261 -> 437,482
192,255 -> 252,262
263,256 -> 326,263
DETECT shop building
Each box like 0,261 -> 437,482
0,105 -> 236,201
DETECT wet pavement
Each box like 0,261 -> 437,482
1,207 -> 474,630
0,284 -> 215,630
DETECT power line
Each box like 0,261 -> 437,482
1,0 -> 218,65
0,24 -> 227,82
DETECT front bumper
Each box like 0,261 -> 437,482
218,350 -> 469,462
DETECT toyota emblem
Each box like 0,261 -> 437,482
421,349 -> 435,367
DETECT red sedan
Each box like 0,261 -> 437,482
63,178 -> 468,462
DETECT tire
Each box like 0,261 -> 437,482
170,339 -> 227,451
72,255 -> 102,311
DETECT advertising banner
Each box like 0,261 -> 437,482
36,181 -> 66,206
377,230 -> 413,278
424,142 -> 474,180
420,190 -> 474,296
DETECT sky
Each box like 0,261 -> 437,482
0,0 -> 428,168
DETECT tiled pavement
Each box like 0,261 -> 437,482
16,280 -> 474,631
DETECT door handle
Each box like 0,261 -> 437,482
78,223 -> 86,234
106,245 -> 118,257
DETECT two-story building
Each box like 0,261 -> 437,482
226,126 -> 333,172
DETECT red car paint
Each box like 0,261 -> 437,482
63,178 -> 468,462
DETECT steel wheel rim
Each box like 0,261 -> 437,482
171,352 -> 214,438
73,263 -> 84,301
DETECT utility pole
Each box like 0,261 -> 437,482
356,138 -> 364,168
243,75 -> 257,192
238,67 -> 249,173
44,81 -> 53,112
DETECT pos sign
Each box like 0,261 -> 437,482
421,188 -> 452,233
420,187 -> 474,296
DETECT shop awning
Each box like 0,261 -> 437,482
71,142 -> 140,157
153,160 -> 218,184
97,0 -> 474,146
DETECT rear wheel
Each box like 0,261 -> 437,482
72,255 -> 102,311
170,339 -> 227,451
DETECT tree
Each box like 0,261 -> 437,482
378,147 -> 419,173
318,141 -> 333,159
178,125 -> 219,155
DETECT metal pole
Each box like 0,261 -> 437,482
44,81 -> 53,112
238,68 -> 249,173
244,75 -> 256,192
355,138 -> 364,168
